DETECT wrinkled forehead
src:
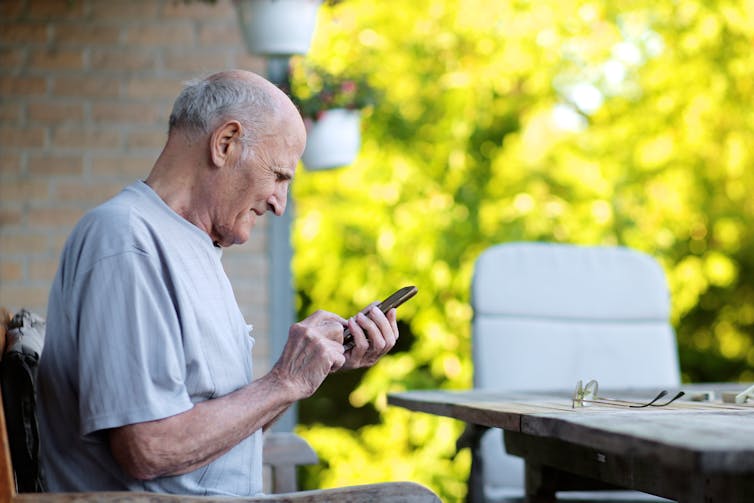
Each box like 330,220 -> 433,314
268,104 -> 306,155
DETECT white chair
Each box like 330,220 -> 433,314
468,242 -> 680,502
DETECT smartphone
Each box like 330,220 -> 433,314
343,285 -> 418,350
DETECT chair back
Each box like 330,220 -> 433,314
471,242 -> 681,497
0,310 -> 47,495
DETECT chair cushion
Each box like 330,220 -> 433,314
473,242 -> 670,320
473,317 -> 680,390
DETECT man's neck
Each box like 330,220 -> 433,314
145,140 -> 211,234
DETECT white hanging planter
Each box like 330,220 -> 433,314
234,0 -> 323,56
301,108 -> 362,171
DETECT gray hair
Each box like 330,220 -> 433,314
168,74 -> 274,151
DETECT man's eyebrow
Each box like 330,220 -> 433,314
274,168 -> 294,180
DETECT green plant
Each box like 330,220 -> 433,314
289,62 -> 379,121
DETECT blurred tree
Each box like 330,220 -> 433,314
288,1 -> 754,500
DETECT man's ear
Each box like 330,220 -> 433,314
209,120 -> 243,168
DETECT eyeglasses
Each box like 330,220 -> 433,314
572,379 -> 685,409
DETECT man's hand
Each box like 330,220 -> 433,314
109,310 -> 348,481
270,310 -> 348,399
341,305 -> 399,370
109,308 -> 398,480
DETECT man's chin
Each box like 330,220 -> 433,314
213,231 -> 249,247
224,216 -> 256,246
231,227 -> 253,246
233,235 -> 250,246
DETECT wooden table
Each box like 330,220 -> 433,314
388,385 -> 754,503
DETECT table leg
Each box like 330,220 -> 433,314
524,461 -> 557,503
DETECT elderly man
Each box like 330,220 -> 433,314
37,70 -> 399,496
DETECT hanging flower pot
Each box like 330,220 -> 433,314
234,0 -> 323,56
290,62 -> 380,171
301,108 -> 361,171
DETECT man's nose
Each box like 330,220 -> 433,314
268,186 -> 288,216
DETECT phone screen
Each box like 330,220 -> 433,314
343,286 -> 417,350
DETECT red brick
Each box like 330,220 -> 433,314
28,0 -> 85,19
0,1 -> 25,20
162,1 -> 235,19
162,49 -> 227,73
51,128 -> 121,149
91,155 -> 154,178
198,22 -> 244,45
0,126 -> 47,148
91,102 -> 164,124
0,260 -> 24,283
28,102 -> 84,124
123,23 -> 195,46
0,48 -> 27,69
126,129 -> 167,149
28,155 -> 83,176
49,232 -> 75,254
0,154 -> 22,176
0,208 -> 23,227
89,49 -> 156,72
28,257 -> 59,281
55,180 -> 123,203
0,178 -> 50,202
0,234 -> 48,254
0,103 -> 22,123
123,78 -> 182,99
90,1 -> 159,20
29,48 -> 85,71
27,206 -> 85,227
54,24 -> 121,45
52,76 -> 119,98
0,286 -> 50,313
0,76 -> 47,96
0,23 -> 48,44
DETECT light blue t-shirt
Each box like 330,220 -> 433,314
38,181 -> 264,496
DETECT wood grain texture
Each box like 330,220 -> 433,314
389,384 -> 754,502
11,482 -> 440,503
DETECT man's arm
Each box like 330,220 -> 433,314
109,310 -> 348,480
109,305 -> 399,480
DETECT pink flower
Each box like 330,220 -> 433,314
341,81 -> 357,94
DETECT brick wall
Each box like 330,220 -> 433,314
0,0 -> 275,373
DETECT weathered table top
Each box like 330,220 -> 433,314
388,384 -> 754,502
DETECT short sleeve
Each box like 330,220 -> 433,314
74,251 -> 194,435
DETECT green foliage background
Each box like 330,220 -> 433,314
288,1 -> 754,501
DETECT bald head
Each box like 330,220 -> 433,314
168,69 -> 304,151
146,70 -> 306,245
